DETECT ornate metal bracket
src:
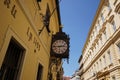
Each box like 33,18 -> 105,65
38,13 -> 49,35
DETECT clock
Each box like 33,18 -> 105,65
52,40 -> 68,54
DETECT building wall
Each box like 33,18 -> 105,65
0,0 -> 60,80
79,0 -> 120,80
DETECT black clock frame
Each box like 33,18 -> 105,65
50,31 -> 70,58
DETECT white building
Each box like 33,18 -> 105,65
70,70 -> 80,80
78,0 -> 120,80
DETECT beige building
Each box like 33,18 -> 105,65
0,0 -> 62,80
78,0 -> 120,80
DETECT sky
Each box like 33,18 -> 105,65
59,0 -> 100,76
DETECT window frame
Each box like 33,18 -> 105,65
108,50 -> 112,64
0,38 -> 25,80
36,63 -> 43,80
117,42 -> 120,52
111,21 -> 116,32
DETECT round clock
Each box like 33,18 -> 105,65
52,40 -> 68,54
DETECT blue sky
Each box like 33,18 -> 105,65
59,0 -> 100,76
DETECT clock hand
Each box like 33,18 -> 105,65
53,45 -> 65,47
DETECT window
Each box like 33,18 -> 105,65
94,45 -> 96,53
97,41 -> 99,49
108,3 -> 111,11
98,20 -> 101,28
108,51 -> 112,64
95,26 -> 98,32
96,62 -> 99,71
111,21 -> 116,32
117,42 -> 120,52
104,30 -> 107,40
37,64 -> 43,80
103,55 -> 106,67
98,40 -> 101,48
94,64 -> 96,72
91,35 -> 93,41
100,36 -> 103,45
89,52 -> 92,59
0,38 -> 25,80
101,13 -> 104,22
100,59 -> 102,69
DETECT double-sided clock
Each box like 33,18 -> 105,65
51,30 -> 70,58
52,40 -> 68,54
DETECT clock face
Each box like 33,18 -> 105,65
52,40 -> 68,54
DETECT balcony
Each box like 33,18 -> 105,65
96,70 -> 110,79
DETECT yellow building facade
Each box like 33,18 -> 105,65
78,0 -> 120,80
0,0 -> 61,80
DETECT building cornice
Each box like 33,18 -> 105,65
82,0 -> 105,54
83,27 -> 120,73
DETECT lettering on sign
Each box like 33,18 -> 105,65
27,27 -> 41,52
11,5 -> 17,18
4,0 -> 17,18
27,27 -> 33,41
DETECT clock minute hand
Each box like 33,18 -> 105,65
53,45 -> 64,47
